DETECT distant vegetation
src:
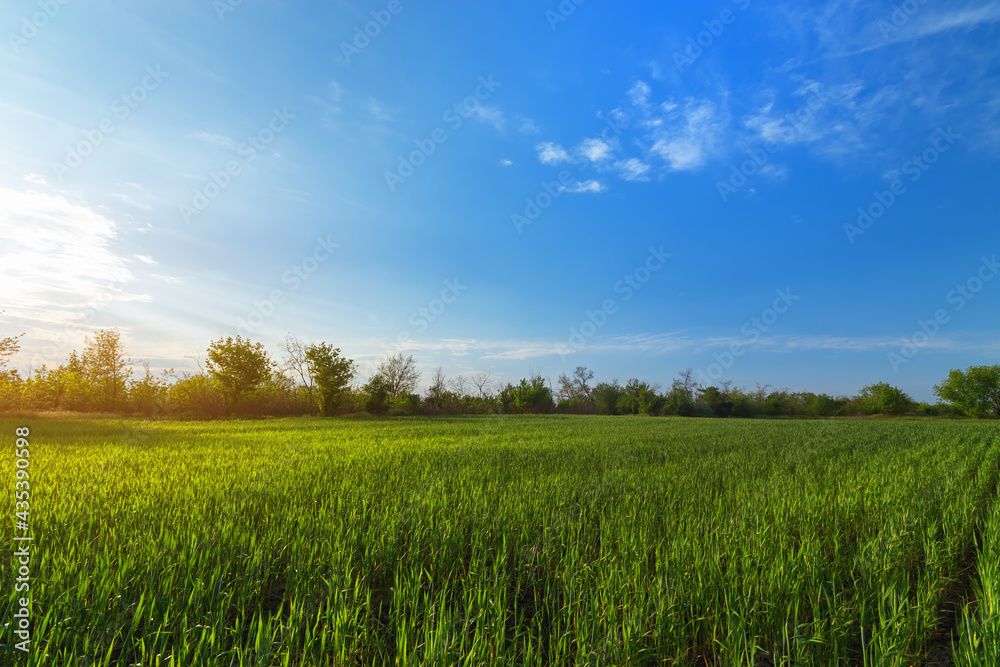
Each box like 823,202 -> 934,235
0,319 -> 997,420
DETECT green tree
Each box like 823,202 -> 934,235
500,374 -> 553,413
592,381 -> 623,415
857,382 -> 912,415
206,336 -> 274,413
620,378 -> 664,415
933,365 -> 1000,418
169,373 -> 225,417
305,343 -> 356,416
699,385 -> 732,417
363,374 -> 392,413
663,378 -> 694,417
81,328 -> 132,412
128,362 -> 174,416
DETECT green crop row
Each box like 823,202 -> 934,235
1,416 -> 998,666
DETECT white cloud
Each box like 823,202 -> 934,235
471,104 -> 505,131
0,188 -> 149,330
648,99 -> 725,171
563,180 -> 604,194
616,158 -> 651,181
628,81 -> 651,107
24,173 -> 46,185
152,274 -> 181,284
536,141 -> 571,164
134,254 -> 157,265
517,117 -> 540,134
499,158 -> 513,167
578,137 -> 615,161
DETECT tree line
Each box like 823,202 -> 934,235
0,322 -> 997,419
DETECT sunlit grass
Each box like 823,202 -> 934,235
1,416 -> 997,665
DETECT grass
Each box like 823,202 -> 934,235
1,415 -> 998,665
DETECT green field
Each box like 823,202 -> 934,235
2,416 -> 999,666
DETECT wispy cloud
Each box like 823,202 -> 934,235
615,157 -> 651,181
367,97 -> 396,122
0,188 -> 149,329
578,137 -> 616,161
647,98 -> 727,171
536,141 -> 571,164
562,180 -> 604,194
517,116 -> 540,134
471,104 -> 505,131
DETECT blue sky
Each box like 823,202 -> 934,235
1,0 -> 998,401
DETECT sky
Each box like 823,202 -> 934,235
1,0 -> 998,402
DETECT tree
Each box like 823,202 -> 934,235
556,366 -> 595,411
449,374 -> 470,397
363,374 -> 392,413
677,368 -> 699,396
934,365 -> 1000,418
662,379 -> 695,416
0,311 -> 24,373
423,367 -> 452,411
699,385 -> 732,417
471,371 -> 494,398
206,336 -> 274,413
81,328 -> 132,411
278,334 -> 315,402
128,361 -> 173,416
857,382 -> 912,415
500,374 -> 553,413
305,343 -> 356,416
169,373 -> 225,417
619,379 -> 663,415
593,381 -> 623,415
374,353 -> 420,398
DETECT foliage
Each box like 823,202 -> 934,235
305,343 -> 356,416
205,336 -> 275,413
592,381 -> 622,415
556,366 -> 595,412
168,374 -> 225,418
81,328 -> 132,412
858,382 -> 913,415
934,364 -> 1000,418
127,362 -> 174,417
363,374 -> 393,414
619,378 -> 664,415
500,374 -> 554,414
